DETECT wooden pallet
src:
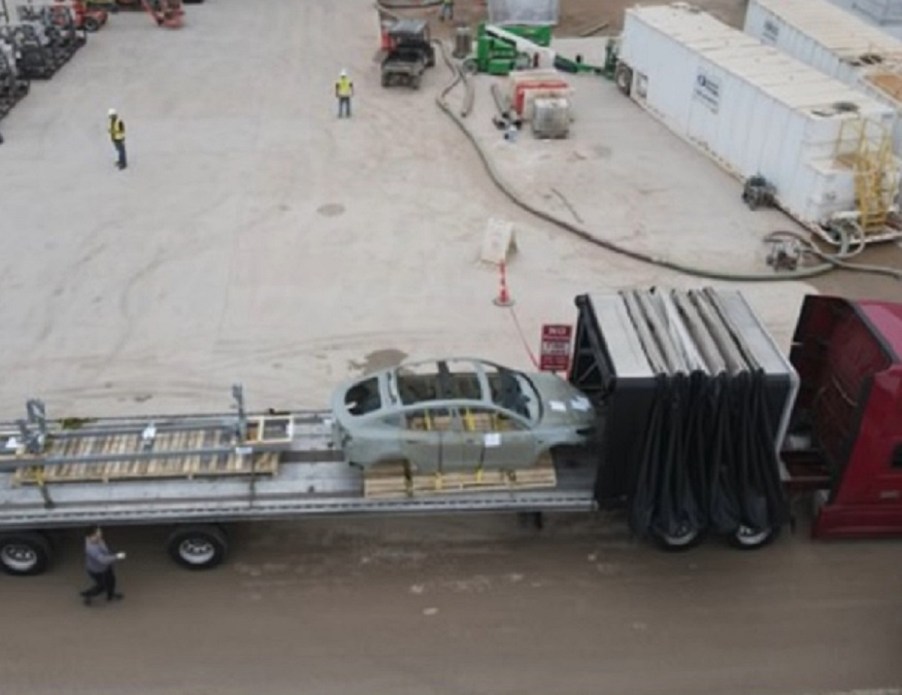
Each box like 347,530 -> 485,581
363,453 -> 557,499
12,452 -> 279,486
7,417 -> 296,485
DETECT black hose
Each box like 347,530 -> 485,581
431,41 -> 902,282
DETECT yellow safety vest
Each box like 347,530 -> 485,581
109,116 -> 125,141
336,76 -> 352,97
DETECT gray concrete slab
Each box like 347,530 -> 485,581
0,1 -> 821,420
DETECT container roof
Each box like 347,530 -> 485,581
751,0 -> 902,65
626,4 -> 894,117
858,301 -> 902,362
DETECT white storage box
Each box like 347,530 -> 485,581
619,3 -> 900,227
745,0 -> 902,153
532,97 -> 571,138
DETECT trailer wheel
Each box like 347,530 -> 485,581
614,63 -> 633,96
729,525 -> 778,550
0,532 -> 52,576
654,524 -> 703,552
166,525 -> 228,570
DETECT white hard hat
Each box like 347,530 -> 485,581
340,69 -> 347,77
108,108 -> 116,116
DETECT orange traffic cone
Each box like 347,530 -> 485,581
493,261 -> 514,307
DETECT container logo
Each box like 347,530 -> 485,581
693,71 -> 720,113
762,19 -> 779,44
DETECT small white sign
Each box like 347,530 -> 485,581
548,400 -> 566,412
484,432 -> 501,447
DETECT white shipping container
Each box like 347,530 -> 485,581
744,0 -> 902,152
618,4 -> 899,227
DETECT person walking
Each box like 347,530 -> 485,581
439,0 -> 454,21
80,526 -> 125,606
335,69 -> 353,119
108,107 -> 126,170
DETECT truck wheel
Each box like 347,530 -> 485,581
614,63 -> 633,96
654,524 -> 703,552
166,525 -> 228,570
729,525 -> 778,550
0,532 -> 52,576
83,17 -> 101,32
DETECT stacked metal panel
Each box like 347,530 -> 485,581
745,0 -> 902,153
617,3 -> 900,227
570,288 -> 798,545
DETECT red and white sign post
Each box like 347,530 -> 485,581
539,324 -> 573,373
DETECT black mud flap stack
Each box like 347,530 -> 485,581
570,288 -> 798,550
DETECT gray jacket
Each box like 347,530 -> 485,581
85,538 -> 116,573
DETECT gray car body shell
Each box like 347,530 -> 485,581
330,358 -> 595,473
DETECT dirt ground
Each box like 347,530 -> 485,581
2,515 -> 902,695
0,0 -> 901,692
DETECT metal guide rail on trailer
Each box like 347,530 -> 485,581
0,387 -> 598,531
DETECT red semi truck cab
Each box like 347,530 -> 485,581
784,296 -> 902,539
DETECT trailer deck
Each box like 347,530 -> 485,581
0,405 -> 598,531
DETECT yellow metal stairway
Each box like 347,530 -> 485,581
834,117 -> 899,236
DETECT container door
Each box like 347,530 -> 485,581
686,64 -> 722,152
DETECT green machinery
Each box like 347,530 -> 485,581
471,22 -> 552,75
468,23 -> 618,78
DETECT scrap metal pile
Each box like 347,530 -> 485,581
0,2 -> 108,118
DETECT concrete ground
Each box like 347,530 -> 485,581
2,515 -> 902,695
0,1 -> 901,693
0,0 -> 836,419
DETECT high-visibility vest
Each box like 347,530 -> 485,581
109,116 -> 125,141
336,76 -> 352,97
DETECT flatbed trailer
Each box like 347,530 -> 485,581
0,399 -> 597,575
3,289 -> 900,576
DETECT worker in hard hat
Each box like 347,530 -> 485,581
335,69 -> 353,119
108,107 -> 126,170
440,0 -> 454,21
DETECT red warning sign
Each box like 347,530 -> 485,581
539,324 -> 573,373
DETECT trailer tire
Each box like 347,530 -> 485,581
0,532 -> 52,576
614,63 -> 632,96
654,525 -> 703,552
166,525 -> 228,570
729,525 -> 779,550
